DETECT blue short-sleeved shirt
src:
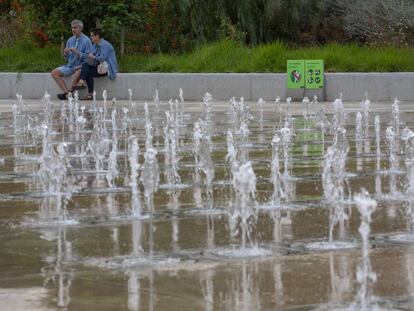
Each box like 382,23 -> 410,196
65,33 -> 92,69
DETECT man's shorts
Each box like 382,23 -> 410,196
56,65 -> 78,76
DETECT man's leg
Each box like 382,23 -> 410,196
70,69 -> 81,91
52,65 -> 75,94
86,66 -> 103,94
51,68 -> 69,93
80,63 -> 93,93
88,68 -> 107,95
80,66 -> 106,100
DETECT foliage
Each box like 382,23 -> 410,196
3,0 -> 414,54
124,0 -> 191,54
338,0 -> 414,46
1,40 -> 412,73
18,0 -> 190,54
20,0 -> 138,41
0,0 -> 24,47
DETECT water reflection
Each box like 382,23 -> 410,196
169,191 -> 181,251
329,253 -> 353,304
223,262 -> 261,311
40,226 -> 73,308
273,261 -> 284,305
106,193 -> 120,254
127,270 -> 141,311
201,268 -> 214,311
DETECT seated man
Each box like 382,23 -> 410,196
75,28 -> 118,100
51,19 -> 92,100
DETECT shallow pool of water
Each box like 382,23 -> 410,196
1,97 -> 414,310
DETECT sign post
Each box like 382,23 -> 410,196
287,60 -> 305,89
305,60 -> 324,89
286,59 -> 325,100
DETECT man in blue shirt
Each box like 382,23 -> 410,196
51,20 -> 92,100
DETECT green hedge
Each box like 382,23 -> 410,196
1,40 -> 413,73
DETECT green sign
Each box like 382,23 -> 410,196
305,60 -> 324,89
287,60 -> 305,89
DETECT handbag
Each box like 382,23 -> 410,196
97,61 -> 109,74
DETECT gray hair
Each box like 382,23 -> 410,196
71,19 -> 83,29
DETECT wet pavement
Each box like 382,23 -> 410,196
0,95 -> 414,310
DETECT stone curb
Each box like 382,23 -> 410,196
1,72 -> 413,101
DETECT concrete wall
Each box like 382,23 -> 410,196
325,73 -> 414,101
1,72 -> 413,101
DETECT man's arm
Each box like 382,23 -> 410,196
68,38 -> 92,61
78,38 -> 93,61
63,38 -> 71,59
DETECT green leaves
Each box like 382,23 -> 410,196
1,39 -> 413,72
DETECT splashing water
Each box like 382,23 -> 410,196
102,90 -> 108,120
280,125 -> 292,178
128,136 -> 142,217
392,98 -> 401,151
355,112 -> 363,170
355,112 -> 363,142
374,115 -> 381,171
257,98 -> 264,131
144,102 -> 153,149
141,147 -> 159,205
316,107 -> 329,154
141,147 -> 159,257
38,137 -> 76,223
231,162 -> 257,249
302,96 -> 310,130
271,133 -> 284,207
88,123 -> 110,184
322,136 -> 350,243
128,88 -> 133,105
153,89 -> 160,118
274,97 -> 282,129
386,126 -> 399,172
286,97 -> 292,124
226,129 -> 237,164
179,88 -> 185,126
199,120 -> 215,201
163,111 -> 181,186
193,120 -> 202,182
362,99 -> 370,153
404,131 -> 414,196
353,189 -> 377,311
106,109 -> 119,188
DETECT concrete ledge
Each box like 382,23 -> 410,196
1,72 -> 413,101
325,73 -> 408,101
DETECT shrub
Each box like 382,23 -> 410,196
340,0 -> 414,46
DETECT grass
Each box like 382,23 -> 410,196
1,40 -> 413,73
0,41 -> 61,72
